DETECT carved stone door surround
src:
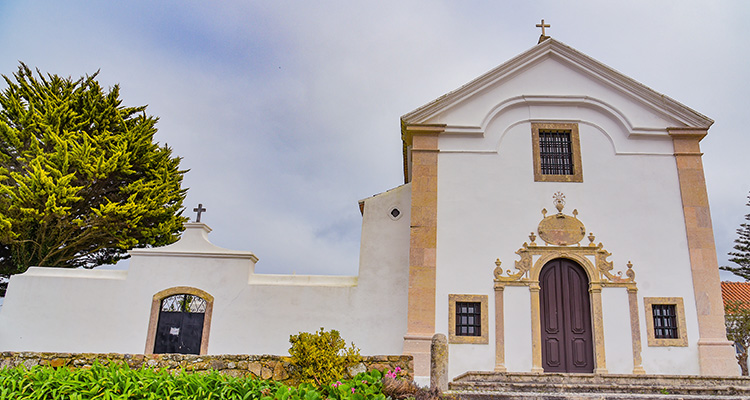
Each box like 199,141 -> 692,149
492,192 -> 644,374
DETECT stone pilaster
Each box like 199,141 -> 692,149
589,284 -> 608,374
669,128 -> 737,376
402,124 -> 442,378
627,287 -> 646,374
494,285 -> 507,372
529,282 -> 544,373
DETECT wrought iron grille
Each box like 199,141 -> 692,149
539,129 -> 574,175
652,304 -> 678,339
161,294 -> 207,313
456,301 -> 481,336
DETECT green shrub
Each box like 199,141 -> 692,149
288,328 -> 361,387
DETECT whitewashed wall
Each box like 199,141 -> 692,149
0,184 -> 411,357
428,55 -> 701,378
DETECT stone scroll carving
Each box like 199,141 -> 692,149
494,192 -> 635,286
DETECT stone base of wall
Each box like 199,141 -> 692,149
0,352 -> 413,383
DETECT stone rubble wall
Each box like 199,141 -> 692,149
0,352 -> 413,382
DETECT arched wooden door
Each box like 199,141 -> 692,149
539,258 -> 594,373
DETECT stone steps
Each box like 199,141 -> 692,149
447,371 -> 750,399
446,391 -> 748,400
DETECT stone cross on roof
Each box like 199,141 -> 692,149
193,203 -> 206,222
536,19 -> 551,44
536,19 -> 550,36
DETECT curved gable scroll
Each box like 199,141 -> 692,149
145,286 -> 214,355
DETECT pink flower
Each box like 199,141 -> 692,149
351,388 -> 356,393
362,380 -> 367,384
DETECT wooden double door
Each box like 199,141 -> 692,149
539,259 -> 594,373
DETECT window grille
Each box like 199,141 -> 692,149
652,304 -> 678,339
161,294 -> 207,313
539,130 -> 574,175
456,301 -> 482,336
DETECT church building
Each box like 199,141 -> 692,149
0,35 -> 738,381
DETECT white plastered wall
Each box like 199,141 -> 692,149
431,56 -> 701,378
600,287 -> 634,374
0,184 -> 412,357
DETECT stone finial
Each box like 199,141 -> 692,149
553,191 -> 565,213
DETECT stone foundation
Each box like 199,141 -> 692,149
0,352 -> 413,382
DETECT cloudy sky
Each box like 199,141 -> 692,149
0,1 -> 748,280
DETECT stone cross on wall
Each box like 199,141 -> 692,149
193,203 -> 206,222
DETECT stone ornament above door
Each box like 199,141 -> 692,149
494,192 -> 636,288
537,192 -> 585,245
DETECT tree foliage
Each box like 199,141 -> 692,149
721,192 -> 750,280
725,300 -> 750,375
0,63 -> 187,276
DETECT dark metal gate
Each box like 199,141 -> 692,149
540,258 -> 594,373
154,294 -> 207,355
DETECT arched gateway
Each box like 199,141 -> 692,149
153,293 -> 208,354
145,286 -> 214,355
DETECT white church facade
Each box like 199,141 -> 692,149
0,37 -> 738,380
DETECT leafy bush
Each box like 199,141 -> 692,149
0,361 -> 280,399
0,361 -> 386,400
288,328 -> 361,387
325,369 -> 385,400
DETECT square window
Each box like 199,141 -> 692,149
456,302 -> 482,336
449,294 -> 488,344
652,304 -> 678,339
539,130 -> 574,175
532,123 -> 583,182
644,297 -> 688,347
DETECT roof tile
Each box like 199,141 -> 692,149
721,281 -> 750,307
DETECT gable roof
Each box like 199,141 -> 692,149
722,281 -> 750,306
401,38 -> 713,129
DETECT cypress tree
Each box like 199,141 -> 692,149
0,63 -> 187,276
